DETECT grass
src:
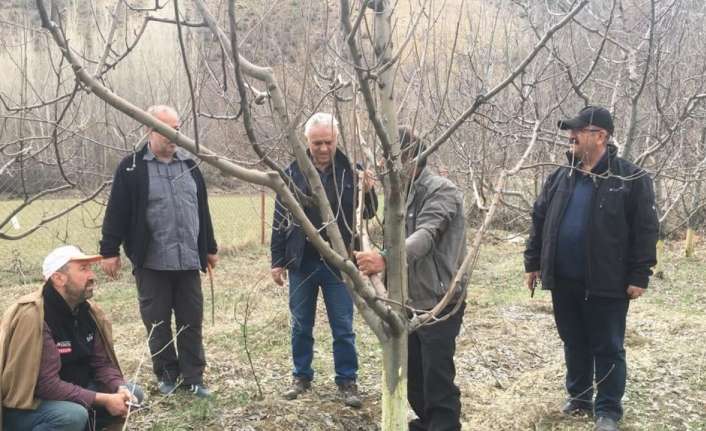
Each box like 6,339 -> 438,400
0,194 -> 276,282
1,197 -> 705,429
460,238 -> 706,431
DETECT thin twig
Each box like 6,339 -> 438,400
173,0 -> 200,153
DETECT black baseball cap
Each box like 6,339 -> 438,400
558,105 -> 614,135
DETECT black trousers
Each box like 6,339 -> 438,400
134,268 -> 206,385
408,302 -> 465,431
552,279 -> 629,421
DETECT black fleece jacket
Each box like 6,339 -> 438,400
99,145 -> 217,271
524,144 -> 659,298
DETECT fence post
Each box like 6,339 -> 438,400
260,190 -> 266,245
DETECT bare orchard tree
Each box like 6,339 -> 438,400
0,0 -> 216,252
22,0 -> 704,428
435,0 -> 706,250
38,0 -> 593,427
0,9 -> 112,242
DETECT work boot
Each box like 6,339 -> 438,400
337,380 -> 362,408
282,377 -> 311,400
594,416 -> 619,431
562,399 -> 593,416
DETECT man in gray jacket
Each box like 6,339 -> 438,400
356,126 -> 467,431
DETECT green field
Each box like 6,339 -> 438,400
0,194 -> 276,282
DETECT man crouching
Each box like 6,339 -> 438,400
1,245 -> 143,431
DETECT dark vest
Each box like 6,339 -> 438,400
42,282 -> 97,388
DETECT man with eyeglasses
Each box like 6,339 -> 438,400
524,106 -> 658,431
100,105 -> 218,398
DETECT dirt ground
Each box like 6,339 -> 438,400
1,239 -> 704,430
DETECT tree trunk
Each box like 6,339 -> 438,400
381,333 -> 408,430
654,239 -> 665,278
371,2 -> 407,429
686,157 -> 702,258
653,173 -> 665,276
684,228 -> 695,257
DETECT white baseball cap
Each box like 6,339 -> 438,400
42,245 -> 102,280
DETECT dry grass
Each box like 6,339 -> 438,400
0,235 -> 704,430
0,193 -> 276,282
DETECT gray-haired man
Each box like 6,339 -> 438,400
270,113 -> 377,407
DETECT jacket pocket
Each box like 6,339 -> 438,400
599,180 -> 627,216
596,182 -> 630,242
431,252 -> 447,297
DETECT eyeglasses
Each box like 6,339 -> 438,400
577,128 -> 603,134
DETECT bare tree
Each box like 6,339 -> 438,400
2,0 -> 701,428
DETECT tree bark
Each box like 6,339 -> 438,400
381,334 -> 408,430
370,2 -> 409,428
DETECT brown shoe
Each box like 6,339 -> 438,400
282,377 -> 311,400
337,380 -> 362,408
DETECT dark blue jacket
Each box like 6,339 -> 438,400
524,144 -> 659,298
270,151 -> 378,271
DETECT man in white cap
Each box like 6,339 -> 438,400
0,245 -> 142,431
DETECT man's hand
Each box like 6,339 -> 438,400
271,267 -> 287,286
95,392 -> 130,417
525,271 -> 540,292
626,285 -> 645,300
118,385 -> 138,405
207,253 -> 219,270
354,250 -> 386,276
361,169 -> 376,192
101,256 -> 122,280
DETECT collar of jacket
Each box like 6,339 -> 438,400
564,143 -> 617,175
42,280 -> 91,321
130,143 -> 196,172
143,142 -> 191,162
303,148 -> 355,174
296,149 -> 355,196
411,167 -> 433,188
43,280 -> 73,317
406,167 -> 432,211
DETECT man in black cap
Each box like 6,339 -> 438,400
524,106 -> 659,431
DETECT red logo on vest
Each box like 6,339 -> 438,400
56,340 -> 72,355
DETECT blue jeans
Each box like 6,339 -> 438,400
4,400 -> 88,431
552,279 -> 629,421
3,383 -> 144,431
288,258 -> 358,385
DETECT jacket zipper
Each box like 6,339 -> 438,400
551,170 -> 575,288
584,175 -> 600,301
